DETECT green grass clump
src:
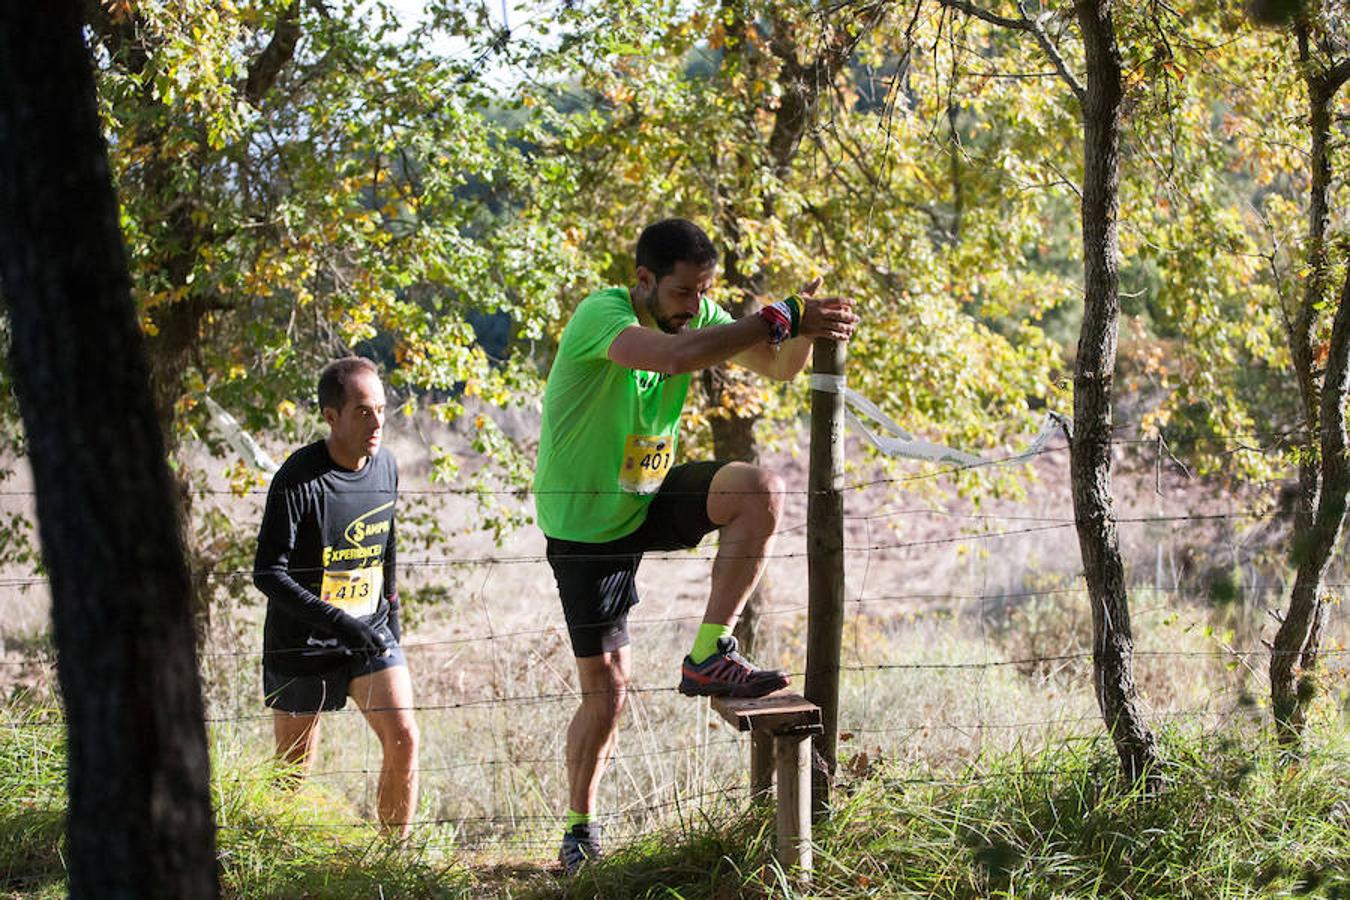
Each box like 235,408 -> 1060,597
551,724 -> 1349,899
0,706 -> 66,897
0,708 -> 478,898
212,747 -> 475,898
814,726 -> 1349,898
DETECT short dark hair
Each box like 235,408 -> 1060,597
635,218 -> 718,282
318,356 -> 379,412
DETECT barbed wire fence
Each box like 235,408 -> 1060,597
0,428 -> 1347,860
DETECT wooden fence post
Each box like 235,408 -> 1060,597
804,337 -> 847,822
711,695 -> 823,882
750,731 -> 774,799
775,733 -> 813,875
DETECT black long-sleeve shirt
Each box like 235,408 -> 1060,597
254,440 -> 398,675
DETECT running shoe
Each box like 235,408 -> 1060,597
558,822 -> 602,874
678,635 -> 789,698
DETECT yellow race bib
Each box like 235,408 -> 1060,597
320,566 -> 382,618
618,433 -> 675,495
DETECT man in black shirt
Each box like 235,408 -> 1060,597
254,356 -> 418,836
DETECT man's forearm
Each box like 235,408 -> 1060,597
609,315 -> 774,375
254,565 -> 344,630
765,336 -> 813,380
732,334 -> 813,381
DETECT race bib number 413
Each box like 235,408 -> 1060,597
618,433 -> 675,495
321,567 -> 382,618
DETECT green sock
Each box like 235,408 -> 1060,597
690,623 -> 733,664
565,808 -> 591,831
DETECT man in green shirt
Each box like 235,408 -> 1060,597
534,218 -> 858,872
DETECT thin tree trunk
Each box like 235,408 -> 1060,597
0,4 -> 218,896
948,102 -> 964,241
1269,25 -> 1350,747
1072,0 -> 1161,787
1272,262 -> 1350,744
90,8 -> 220,640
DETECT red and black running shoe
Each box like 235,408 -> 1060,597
678,636 -> 789,698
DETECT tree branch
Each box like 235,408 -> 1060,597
933,0 -> 1085,103
1313,57 -> 1350,100
1016,0 -> 1086,102
934,0 -> 1027,30
762,1 -> 890,177
244,1 -> 302,105
84,0 -> 150,74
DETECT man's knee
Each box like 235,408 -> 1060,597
580,657 -> 629,720
715,463 -> 784,527
755,468 -> 785,522
273,712 -> 321,771
383,712 -> 419,757
351,666 -> 418,760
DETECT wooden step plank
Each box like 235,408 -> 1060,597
711,692 -> 823,735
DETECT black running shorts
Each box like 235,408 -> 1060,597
263,620 -> 406,713
546,461 -> 728,658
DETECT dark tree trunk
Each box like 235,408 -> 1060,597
703,235 -> 774,653
147,294 -> 219,641
87,6 -> 221,640
0,4 -> 219,897
704,2 -> 776,657
1273,264 -> 1350,744
1071,0 -> 1161,787
1270,28 -> 1350,748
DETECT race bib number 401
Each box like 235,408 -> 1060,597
321,566 -> 382,618
618,433 -> 675,495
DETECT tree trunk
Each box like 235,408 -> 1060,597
1269,30 -> 1350,748
0,4 -> 219,896
703,242 -> 773,654
87,7 -> 220,640
1272,261 -> 1350,744
147,294 -> 219,642
948,102 -> 964,241
1071,0 -> 1161,787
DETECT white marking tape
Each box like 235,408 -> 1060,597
809,374 -> 1070,469
204,396 -> 280,476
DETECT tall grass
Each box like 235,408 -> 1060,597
0,704 -> 64,897
3,693 -> 1346,897
555,724 -> 1350,899
0,703 -> 478,898
194,573 -> 1337,861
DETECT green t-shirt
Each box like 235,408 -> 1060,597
534,286 -> 733,542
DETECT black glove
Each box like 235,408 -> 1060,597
386,595 -> 402,644
331,611 -> 389,657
